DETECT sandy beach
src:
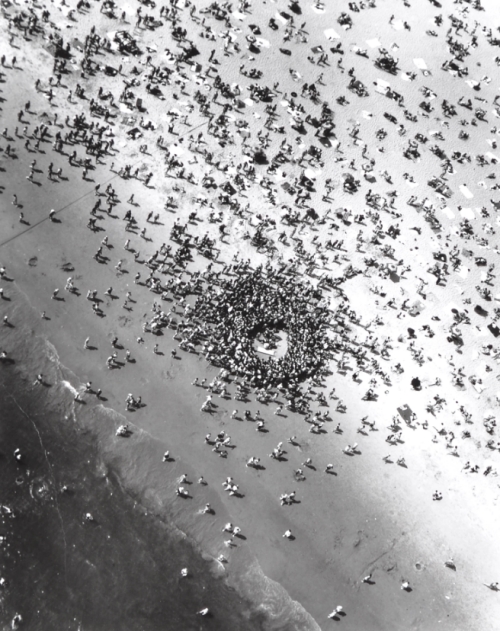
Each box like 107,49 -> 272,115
2,0 -> 500,628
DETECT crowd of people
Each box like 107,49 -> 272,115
192,265 -> 332,388
2,0 -> 500,625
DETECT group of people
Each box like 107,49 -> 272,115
192,264 -> 332,388
2,0 -> 500,623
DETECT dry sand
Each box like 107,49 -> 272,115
2,0 -> 500,629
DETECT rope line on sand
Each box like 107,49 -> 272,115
0,119 -> 209,251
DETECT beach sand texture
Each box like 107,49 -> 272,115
1,0 -> 500,629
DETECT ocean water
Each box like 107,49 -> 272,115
0,290 -> 321,631
0,366 -> 269,631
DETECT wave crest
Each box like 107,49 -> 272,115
233,558 -> 321,631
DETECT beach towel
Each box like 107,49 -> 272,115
324,28 -> 340,40
413,58 -> 428,70
459,185 -> 474,199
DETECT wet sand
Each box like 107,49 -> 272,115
0,361 -> 267,631
1,0 -> 500,629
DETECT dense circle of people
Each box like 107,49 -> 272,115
193,264 -> 332,388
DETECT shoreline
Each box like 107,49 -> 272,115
1,0 -> 500,628
4,191 -> 499,630
0,284 -> 320,631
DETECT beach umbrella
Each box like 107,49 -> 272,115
127,127 -> 143,139
185,44 -> 199,59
